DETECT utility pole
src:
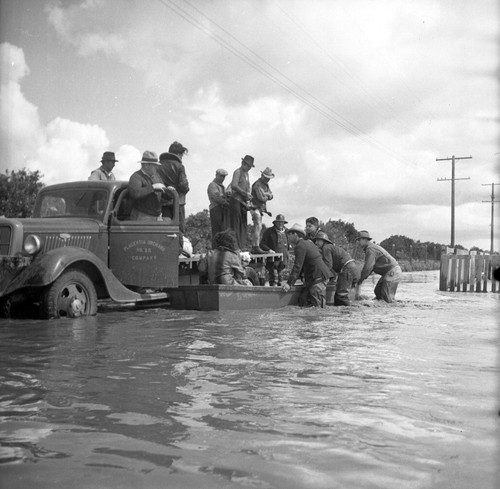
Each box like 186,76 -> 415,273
436,155 -> 472,247
481,183 -> 500,254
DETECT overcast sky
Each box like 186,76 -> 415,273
1,0 -> 498,250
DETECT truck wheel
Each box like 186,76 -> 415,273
41,269 -> 97,319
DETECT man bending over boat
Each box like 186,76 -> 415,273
282,224 -> 331,307
356,230 -> 402,303
201,230 -> 252,286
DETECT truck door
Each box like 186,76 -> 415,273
108,190 -> 180,288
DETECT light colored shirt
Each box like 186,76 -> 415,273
88,166 -> 115,181
230,167 -> 250,203
207,180 -> 228,210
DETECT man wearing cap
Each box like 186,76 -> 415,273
207,169 -> 230,247
305,217 -> 321,241
158,142 -> 190,233
250,167 -> 274,254
314,231 -> 359,306
229,155 -> 254,250
128,151 -> 167,221
282,223 -> 331,307
89,151 -> 118,181
356,230 -> 402,303
260,214 -> 289,286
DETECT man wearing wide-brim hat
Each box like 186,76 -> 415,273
249,166 -> 275,254
356,230 -> 402,303
88,151 -> 118,181
313,231 -> 360,306
128,151 -> 167,221
282,223 -> 331,307
229,155 -> 255,250
259,213 -> 289,286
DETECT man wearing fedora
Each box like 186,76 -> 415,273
229,155 -> 255,250
282,223 -> 331,307
314,231 -> 359,306
356,230 -> 402,303
89,151 -> 118,181
207,168 -> 230,247
259,213 -> 289,286
128,151 -> 167,221
250,167 -> 274,254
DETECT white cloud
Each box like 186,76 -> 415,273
2,0 -> 498,251
0,42 -> 115,183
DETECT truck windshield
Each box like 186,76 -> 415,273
33,189 -> 109,220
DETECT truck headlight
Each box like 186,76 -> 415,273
24,234 -> 41,255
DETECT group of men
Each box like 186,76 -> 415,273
207,154 -> 275,254
89,144 -> 190,247
282,219 -> 402,308
89,149 -> 402,307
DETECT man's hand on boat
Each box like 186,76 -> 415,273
282,283 -> 291,292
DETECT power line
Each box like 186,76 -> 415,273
156,0 -> 413,164
436,155 -> 472,247
273,1 -> 416,134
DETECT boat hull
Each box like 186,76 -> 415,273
166,284 -> 336,311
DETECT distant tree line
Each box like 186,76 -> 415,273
0,169 -> 486,257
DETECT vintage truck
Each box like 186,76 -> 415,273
0,181 -> 182,318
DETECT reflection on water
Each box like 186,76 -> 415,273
0,271 -> 498,488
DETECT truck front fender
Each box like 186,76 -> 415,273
2,247 -> 152,303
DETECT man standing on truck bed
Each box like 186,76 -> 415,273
229,154 -> 255,250
158,142 -> 190,236
128,151 -> 166,221
88,151 -> 118,181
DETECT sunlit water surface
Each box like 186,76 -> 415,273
0,271 -> 498,488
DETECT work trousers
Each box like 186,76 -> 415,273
334,261 -> 360,306
299,279 -> 328,308
250,210 -> 262,247
374,265 -> 402,303
265,260 -> 286,285
210,206 -> 229,247
229,198 -> 247,250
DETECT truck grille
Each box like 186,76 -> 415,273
43,235 -> 92,252
0,225 -> 11,255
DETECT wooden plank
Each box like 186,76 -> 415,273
462,255 -> 470,292
439,254 -> 449,291
475,255 -> 484,292
456,256 -> 463,292
449,256 -> 457,291
482,254 -> 489,292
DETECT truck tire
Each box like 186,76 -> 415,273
41,269 -> 97,319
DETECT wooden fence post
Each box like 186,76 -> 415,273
439,254 -> 449,291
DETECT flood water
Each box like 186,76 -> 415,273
0,271 -> 498,489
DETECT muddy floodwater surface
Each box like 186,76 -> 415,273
0,271 -> 498,488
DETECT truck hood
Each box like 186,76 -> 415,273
3,217 -> 103,234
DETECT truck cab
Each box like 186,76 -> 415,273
0,181 -> 181,318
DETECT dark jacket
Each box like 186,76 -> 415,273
360,242 -> 399,281
287,238 -> 331,286
157,153 -> 190,205
260,226 -> 289,262
320,243 -> 353,274
128,170 -> 162,216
